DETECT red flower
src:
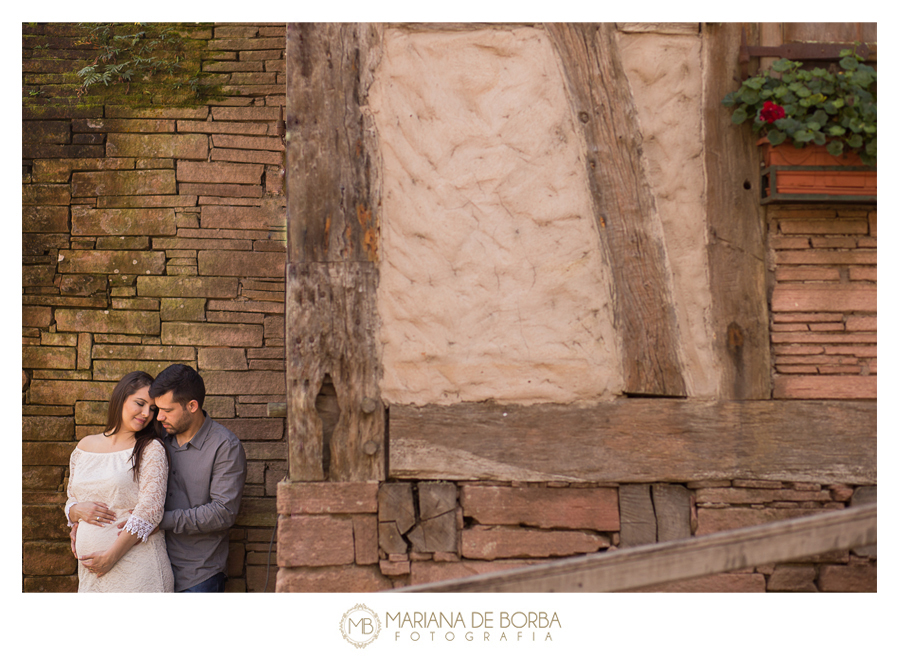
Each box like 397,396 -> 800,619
760,100 -> 786,123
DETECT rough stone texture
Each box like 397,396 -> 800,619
106,133 -> 209,159
71,169 -> 176,197
23,541 -> 77,576
276,565 -> 392,592
696,507 -> 825,535
161,321 -> 263,347
55,309 -> 160,335
461,485 -> 619,531
370,27 -> 621,405
72,207 -> 177,236
410,559 -> 542,586
461,526 -> 608,560
277,482 -> 379,514
277,515 -> 355,567
818,564 -> 877,592
767,565 -> 818,592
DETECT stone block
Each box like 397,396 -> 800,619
71,169 -> 176,197
106,133 -> 208,159
234,496 -> 277,527
177,161 -> 263,185
217,418 -> 283,441
90,344 -> 196,361
23,504 -> 72,540
58,274 -> 106,296
23,184 -> 70,206
198,347 -> 248,370
198,251 -> 284,279
23,306 -> 53,327
211,148 -> 283,166
410,560 -> 540,586
818,564 -> 876,592
212,107 -> 282,121
93,359 -> 191,381
72,206 -> 176,236
212,134 -> 284,151
160,297 -> 206,322
277,482 -> 379,514
773,375 -> 876,400
72,118 -> 175,133
203,369 -> 284,394
461,526 -> 608,560
55,309 -> 160,335
767,565 -> 818,592
23,264 -> 57,287
204,396 -> 235,419
23,206 -> 69,233
353,515 -> 380,565
57,249 -> 166,275
23,576 -> 79,593
23,466 -> 66,490
243,442 -> 287,461
152,236 -> 252,251
462,485 -> 618,531
276,565 -> 392,592
696,507 -> 826,536
179,183 -> 263,198
22,415 -> 75,442
23,120 -> 71,144
277,515 -> 355,567
201,204 -> 283,229
23,541 -> 77,576
75,401 -> 108,425
27,379 -> 115,406
22,346 -> 77,370
177,120 -> 269,135
137,275 -> 238,299
162,322 -> 262,348
23,442 -> 76,466
772,284 -> 877,313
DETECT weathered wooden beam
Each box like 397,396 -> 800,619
388,400 -> 876,484
397,503 -> 876,592
285,23 -> 386,482
285,262 -> 384,481
544,23 -> 686,398
703,23 -> 771,399
285,22 -> 381,264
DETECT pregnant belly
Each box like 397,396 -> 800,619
75,510 -> 131,557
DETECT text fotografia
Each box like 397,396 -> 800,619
386,611 -> 561,642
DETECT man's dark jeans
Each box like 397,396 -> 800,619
181,572 -> 226,593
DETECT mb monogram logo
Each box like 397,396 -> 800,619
340,603 -> 382,648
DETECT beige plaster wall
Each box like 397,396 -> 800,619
370,25 -> 716,406
616,31 -> 718,397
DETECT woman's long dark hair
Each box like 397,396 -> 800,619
104,371 -> 167,480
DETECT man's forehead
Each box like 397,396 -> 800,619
154,391 -> 177,406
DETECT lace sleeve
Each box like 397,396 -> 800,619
64,448 -> 81,526
124,441 -> 168,542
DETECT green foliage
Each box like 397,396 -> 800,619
73,23 -> 218,103
722,49 -> 876,166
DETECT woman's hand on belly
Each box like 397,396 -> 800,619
70,501 -> 117,526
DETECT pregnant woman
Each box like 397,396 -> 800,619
65,371 -> 174,592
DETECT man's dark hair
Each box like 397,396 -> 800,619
150,364 -> 206,409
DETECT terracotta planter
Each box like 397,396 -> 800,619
759,139 -> 876,198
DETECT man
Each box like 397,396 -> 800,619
150,364 -> 247,593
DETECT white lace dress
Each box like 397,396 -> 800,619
66,441 -> 174,593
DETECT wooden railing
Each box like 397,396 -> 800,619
397,503 -> 876,592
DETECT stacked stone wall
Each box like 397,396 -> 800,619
768,205 -> 877,400
277,480 -> 875,592
22,22 -> 287,592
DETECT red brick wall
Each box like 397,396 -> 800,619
22,23 -> 287,592
769,205 -> 877,400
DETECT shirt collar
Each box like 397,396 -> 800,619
167,411 -> 212,449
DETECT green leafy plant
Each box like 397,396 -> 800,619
74,23 -> 186,98
722,49 -> 876,166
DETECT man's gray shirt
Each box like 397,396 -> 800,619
160,413 -> 246,591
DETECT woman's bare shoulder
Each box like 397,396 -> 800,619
76,433 -> 107,451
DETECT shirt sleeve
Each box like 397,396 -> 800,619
159,437 -> 247,535
64,448 -> 81,526
124,441 -> 168,542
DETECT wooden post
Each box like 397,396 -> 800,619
545,23 -> 686,398
285,23 -> 385,481
703,23 -> 772,399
